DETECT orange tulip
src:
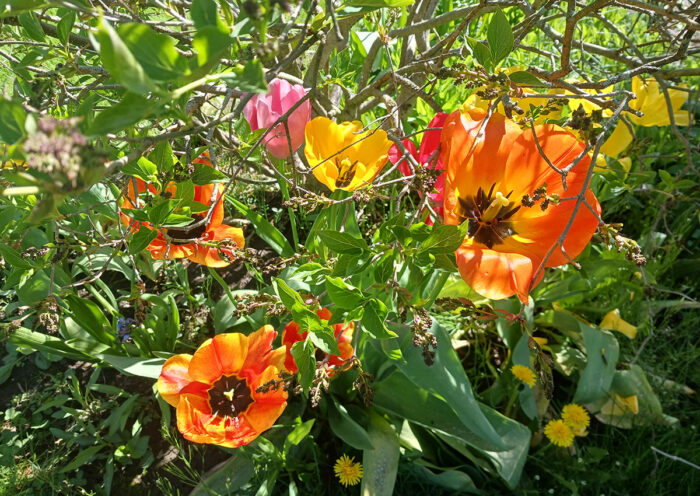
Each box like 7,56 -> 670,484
441,108 -> 600,302
120,154 -> 244,267
157,326 -> 288,448
282,308 -> 354,374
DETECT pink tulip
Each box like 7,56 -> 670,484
243,78 -> 311,159
388,112 -> 447,224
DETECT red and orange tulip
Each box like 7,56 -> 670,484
282,308 -> 354,374
441,107 -> 600,302
120,154 -> 244,267
157,326 -> 288,448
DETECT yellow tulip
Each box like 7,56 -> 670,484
462,88 -> 565,122
628,77 -> 691,127
304,117 -> 392,192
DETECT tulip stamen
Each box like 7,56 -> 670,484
456,184 -> 519,249
481,192 -> 510,223
335,157 -> 359,188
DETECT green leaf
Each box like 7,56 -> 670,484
0,99 -> 28,144
272,278 -> 305,309
346,0 -> 415,7
121,155 -> 159,183
487,9 -> 514,65
56,11 -> 76,45
318,230 -> 368,255
148,199 -> 177,226
307,324 -> 340,355
0,243 -> 34,269
189,452 -> 255,496
118,23 -> 190,81
129,227 -> 158,254
418,222 -> 467,255
88,93 -> 159,135
10,327 -> 87,360
0,1 -> 49,17
227,197 -> 293,256
219,60 -> 268,93
191,161 -> 228,184
284,419 -> 315,454
361,299 -> 397,339
17,269 -> 53,305
61,445 -> 105,473
18,11 -> 45,42
291,339 -> 314,391
94,19 -> 158,94
191,0 -> 224,31
380,321 -> 507,451
64,294 -> 113,345
328,400 -> 374,450
94,354 -> 166,379
468,38 -> 493,71
361,411 -> 400,496
149,141 -> 177,172
509,70 -> 543,86
191,26 -> 231,75
574,324 -> 620,403
325,276 -> 364,309
373,371 -> 529,488
412,465 -> 478,493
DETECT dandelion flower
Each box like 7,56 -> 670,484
511,365 -> 536,388
561,404 -> 590,432
544,419 -> 575,447
334,454 -> 363,487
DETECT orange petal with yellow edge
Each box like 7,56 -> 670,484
240,325 -> 280,377
187,333 -> 249,385
157,354 -> 193,407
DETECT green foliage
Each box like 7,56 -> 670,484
0,0 -> 698,494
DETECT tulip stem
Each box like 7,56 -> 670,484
275,159 -> 300,251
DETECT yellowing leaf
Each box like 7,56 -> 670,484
599,393 -> 639,416
600,309 -> 637,339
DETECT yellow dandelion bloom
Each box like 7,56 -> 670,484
561,404 -> 591,432
544,419 -> 575,447
511,365 -> 536,388
334,454 -> 363,487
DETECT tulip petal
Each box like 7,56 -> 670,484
188,333 -> 249,384
601,121 -> 633,158
157,354 -> 193,407
187,224 -> 245,267
441,109 -> 520,224
146,236 -> 193,260
503,124 -> 586,198
418,113 -> 448,169
455,244 -> 540,303
388,139 -> 418,177
507,188 -> 600,266
240,325 -> 281,377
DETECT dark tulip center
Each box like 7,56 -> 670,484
455,183 -> 521,249
208,375 -> 254,418
166,216 -> 207,244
